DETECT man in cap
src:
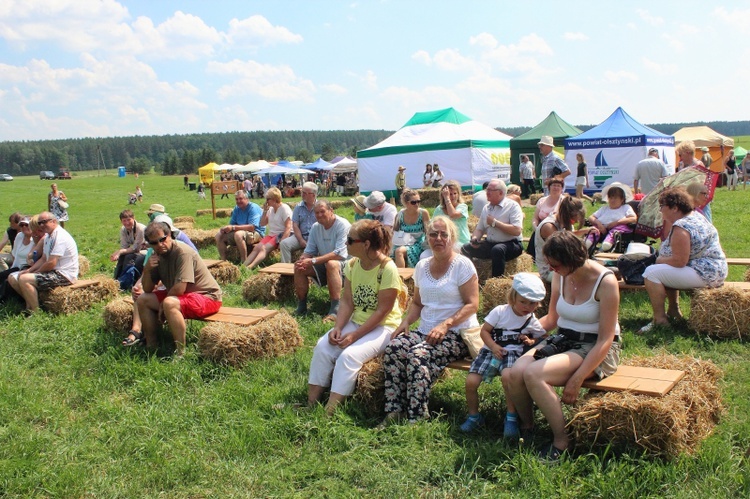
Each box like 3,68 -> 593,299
215,190 -> 265,263
633,148 -> 669,195
279,181 -> 318,263
364,191 -> 397,229
8,212 -> 78,314
538,135 -> 571,194
394,166 -> 406,205
293,200 -> 350,321
461,179 -> 523,278
137,220 -> 222,357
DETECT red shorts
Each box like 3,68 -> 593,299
260,235 -> 279,248
153,290 -> 222,320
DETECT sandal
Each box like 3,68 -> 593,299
538,443 -> 567,463
322,314 -> 337,323
635,322 -> 654,335
122,330 -> 144,347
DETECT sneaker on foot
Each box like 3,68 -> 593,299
503,417 -> 520,439
459,414 -> 485,433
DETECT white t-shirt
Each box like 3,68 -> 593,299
44,226 -> 79,282
592,204 -> 636,227
267,203 -> 292,237
413,254 -> 479,334
483,304 -> 546,355
11,233 -> 34,269
367,202 -> 397,228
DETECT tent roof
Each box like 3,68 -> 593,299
571,107 -> 670,140
358,107 -> 511,159
673,125 -> 734,147
510,111 -> 582,144
306,158 -> 333,171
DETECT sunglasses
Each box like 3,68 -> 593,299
38,219 -> 53,225
148,235 -> 169,245
428,231 -> 450,240
409,199 -> 421,205
19,223 -> 29,227
346,237 -> 363,245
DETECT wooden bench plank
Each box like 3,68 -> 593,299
203,259 -> 223,268
69,278 -> 99,290
258,261 -> 415,280
597,253 -> 750,267
201,307 -> 278,325
618,280 -> 750,291
445,360 -> 685,396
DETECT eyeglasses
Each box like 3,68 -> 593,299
38,219 -> 53,225
19,223 -> 29,227
409,199 -> 421,205
428,231 -> 450,240
346,237 -> 363,245
148,235 -> 169,245
546,260 -> 563,271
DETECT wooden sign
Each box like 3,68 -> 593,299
210,181 -> 241,219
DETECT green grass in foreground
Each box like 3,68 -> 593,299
0,173 -> 749,497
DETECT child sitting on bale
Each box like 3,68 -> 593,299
460,272 -> 547,436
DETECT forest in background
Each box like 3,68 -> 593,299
1,120 -> 748,176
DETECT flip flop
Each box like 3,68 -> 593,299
635,322 -> 654,335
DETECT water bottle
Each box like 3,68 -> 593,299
32,250 -> 38,262
483,356 -> 502,382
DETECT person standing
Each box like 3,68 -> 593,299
633,148 -> 669,196
519,155 -> 536,198
537,136 -> 571,194
394,166 -> 406,205
48,183 -> 69,228
700,147 -> 713,169
183,175 -> 189,189
725,151 -> 738,191
574,153 -> 594,203
422,164 -> 434,188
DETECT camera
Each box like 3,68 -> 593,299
533,334 -> 574,360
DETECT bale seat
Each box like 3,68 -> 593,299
200,307 -> 277,326
242,273 -> 295,303
40,275 -> 120,315
473,253 -> 534,286
205,259 -> 240,285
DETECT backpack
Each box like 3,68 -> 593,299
117,264 -> 141,291
616,251 -> 657,285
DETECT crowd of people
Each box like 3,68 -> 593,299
0,141 -> 733,463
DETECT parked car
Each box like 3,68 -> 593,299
40,170 -> 56,180
57,171 -> 72,179
0,174 -> 14,181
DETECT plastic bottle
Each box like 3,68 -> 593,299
32,250 -> 38,262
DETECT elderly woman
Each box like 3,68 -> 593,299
48,183 -> 69,228
507,231 -> 621,461
638,187 -> 727,334
244,187 -> 292,269
534,196 -> 587,282
392,189 -> 430,268
305,220 -> 402,415
379,216 -> 479,426
433,179 -> 470,245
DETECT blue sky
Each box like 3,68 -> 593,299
1,0 -> 748,141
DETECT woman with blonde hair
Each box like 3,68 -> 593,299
433,180 -> 470,245
244,187 -> 292,269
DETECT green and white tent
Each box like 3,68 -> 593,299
357,107 -> 512,195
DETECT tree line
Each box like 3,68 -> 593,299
1,120 -> 748,176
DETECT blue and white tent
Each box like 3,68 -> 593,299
564,107 -> 675,191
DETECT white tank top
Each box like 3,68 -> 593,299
556,269 -> 620,335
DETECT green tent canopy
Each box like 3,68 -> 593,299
734,145 -> 747,162
508,111 -> 582,185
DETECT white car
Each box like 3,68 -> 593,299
0,173 -> 13,181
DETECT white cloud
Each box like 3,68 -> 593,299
431,48 -> 477,72
380,85 -> 460,109
635,8 -> 664,27
641,57 -> 678,75
131,11 -> 222,61
320,83 -> 347,94
411,50 -> 432,66
362,70 -> 378,91
661,33 -> 684,52
226,14 -> 303,47
207,59 -> 316,102
603,70 -> 638,83
564,32 -> 589,41
480,33 -> 554,73
713,6 -> 750,34
469,32 -> 497,49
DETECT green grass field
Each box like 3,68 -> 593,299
0,173 -> 749,497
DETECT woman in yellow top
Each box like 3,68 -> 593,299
305,219 -> 403,415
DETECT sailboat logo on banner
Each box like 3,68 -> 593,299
594,151 -> 611,188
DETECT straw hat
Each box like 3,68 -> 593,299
602,181 -> 634,203
537,135 -> 555,147
351,195 -> 367,214
147,203 -> 166,215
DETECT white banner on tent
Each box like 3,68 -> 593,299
471,148 -> 511,185
564,146 -> 675,191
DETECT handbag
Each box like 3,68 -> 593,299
459,326 -> 484,359
616,252 -> 657,285
392,230 -> 420,247
58,200 -> 69,209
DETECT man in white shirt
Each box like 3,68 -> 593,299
461,180 -> 524,278
633,148 -> 669,195
364,191 -> 397,229
9,212 -> 78,313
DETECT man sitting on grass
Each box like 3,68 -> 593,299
137,221 -> 222,357
8,212 -> 78,314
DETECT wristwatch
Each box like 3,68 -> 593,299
311,258 -> 317,265
491,220 -> 497,228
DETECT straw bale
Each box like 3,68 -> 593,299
196,209 -> 212,217
209,260 -> 240,285
529,193 -> 543,206
198,310 -> 302,367
103,297 -> 134,335
568,355 -> 723,458
504,253 -> 533,276
745,267 -> 750,282
242,273 -> 295,303
40,275 -> 120,315
467,215 -> 479,234
688,287 -> 750,340
195,208 -> 232,218
416,188 -> 440,208
78,255 -> 90,277
328,200 -> 349,210
461,194 -> 473,206
173,216 -> 195,225
182,228 -> 216,250
482,276 -> 550,317
593,192 -> 602,204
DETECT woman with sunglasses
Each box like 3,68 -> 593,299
244,187 -> 292,270
305,220 -> 402,415
0,216 -> 34,303
379,216 -> 479,427
392,189 -> 430,268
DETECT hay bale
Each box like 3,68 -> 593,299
467,215 -> 479,234
195,208 -> 232,218
40,275 -> 120,315
416,188 -> 440,208
504,253 -> 533,276
482,275 -> 550,316
196,209 -> 212,217
328,200 -> 348,210
593,192 -> 602,204
744,268 -> 750,282
182,228 -> 216,250
103,297 -> 134,335
688,287 -> 750,340
78,255 -> 90,277
354,356 -> 386,415
198,310 -> 302,367
529,193 -> 543,206
242,273 -> 295,303
209,260 -> 240,285
568,355 -> 723,458
173,216 -> 195,225
472,258 -> 493,286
